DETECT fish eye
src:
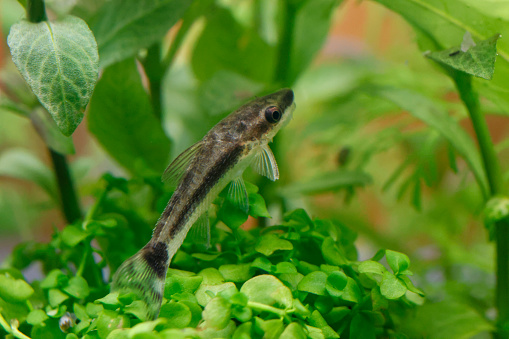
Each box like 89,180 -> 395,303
265,106 -> 281,123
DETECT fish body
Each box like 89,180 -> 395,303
111,89 -> 295,319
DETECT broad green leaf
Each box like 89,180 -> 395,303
255,233 -> 293,256
0,148 -> 58,201
88,59 -> 171,177
281,170 -> 372,196
92,0 -> 191,67
192,7 -> 275,83
286,0 -> 341,84
385,250 -> 410,274
425,34 -> 500,80
8,16 -> 99,135
0,273 -> 34,302
367,86 -> 489,198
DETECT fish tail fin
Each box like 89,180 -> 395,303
111,241 -> 170,320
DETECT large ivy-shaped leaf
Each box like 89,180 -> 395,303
88,59 -> 171,176
7,16 -> 99,136
92,0 -> 191,68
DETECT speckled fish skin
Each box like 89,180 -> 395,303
111,89 -> 295,320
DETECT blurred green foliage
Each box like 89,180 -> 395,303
0,0 -> 509,338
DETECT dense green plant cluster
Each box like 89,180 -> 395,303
0,176 -> 422,338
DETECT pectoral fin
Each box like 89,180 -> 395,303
188,211 -> 211,248
252,144 -> 279,181
227,176 -> 249,213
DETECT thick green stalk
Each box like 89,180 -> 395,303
49,150 -> 82,223
26,0 -> 47,23
453,72 -> 507,337
142,44 -> 164,121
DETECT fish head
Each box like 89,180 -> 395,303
219,88 -> 296,145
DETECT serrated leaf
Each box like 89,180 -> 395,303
92,0 -> 191,67
8,16 -> 99,135
371,0 -> 509,116
426,34 -> 499,80
88,58 -> 171,177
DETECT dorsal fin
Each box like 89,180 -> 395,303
162,141 -> 203,186
251,144 -> 279,181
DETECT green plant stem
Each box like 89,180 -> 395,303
273,0 -> 296,86
0,312 -> 11,335
26,0 -> 47,23
453,73 -> 507,337
49,149 -> 82,224
142,44 -> 164,121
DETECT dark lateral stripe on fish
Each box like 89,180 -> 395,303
142,241 -> 169,279
169,144 -> 245,238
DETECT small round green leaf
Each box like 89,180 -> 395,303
385,250 -> 410,274
62,276 -> 90,299
380,272 -> 407,300
240,275 -> 286,306
255,233 -> 293,256
159,302 -> 192,328
0,273 -> 34,302
297,271 -> 327,296
8,16 -> 99,136
202,297 -> 231,330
